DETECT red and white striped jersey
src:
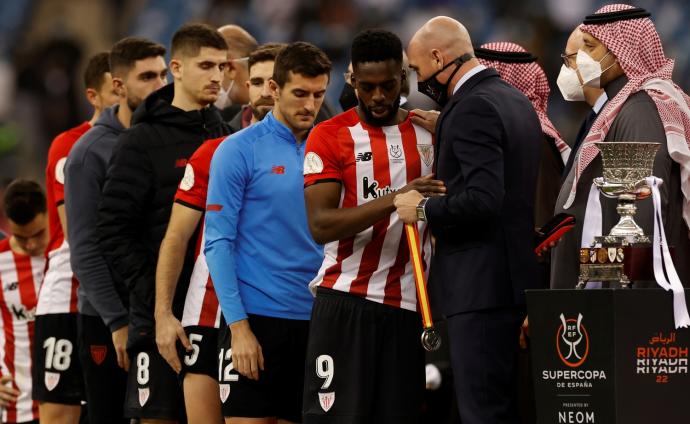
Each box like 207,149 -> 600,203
37,122 -> 89,315
176,137 -> 225,328
304,109 -> 434,311
0,239 -> 43,423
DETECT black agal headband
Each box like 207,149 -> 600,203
473,48 -> 537,64
583,7 -> 651,25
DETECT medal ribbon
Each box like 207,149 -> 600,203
404,223 -> 434,329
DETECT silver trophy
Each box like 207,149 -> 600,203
578,141 -> 661,288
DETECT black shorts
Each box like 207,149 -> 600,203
77,314 -> 128,424
303,288 -> 425,424
180,325 -> 220,379
124,347 -> 184,420
218,314 -> 309,421
32,313 -> 84,404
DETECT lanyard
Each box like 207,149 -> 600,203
405,223 -> 441,351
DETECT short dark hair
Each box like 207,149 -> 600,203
3,180 -> 46,225
83,52 -> 111,90
248,43 -> 286,71
351,29 -> 403,67
109,37 -> 166,78
272,42 -> 332,87
171,23 -> 228,58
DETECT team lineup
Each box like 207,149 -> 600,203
2,3 -> 690,424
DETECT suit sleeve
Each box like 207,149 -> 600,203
65,150 -> 128,332
204,138 -> 251,325
425,97 -> 506,227
96,132 -> 155,300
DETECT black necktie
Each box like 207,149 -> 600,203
563,109 -> 598,178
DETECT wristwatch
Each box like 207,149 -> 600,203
416,197 -> 429,222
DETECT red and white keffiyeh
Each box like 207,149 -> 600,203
477,42 -> 571,164
564,3 -> 690,232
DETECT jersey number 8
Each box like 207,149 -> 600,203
137,352 -> 150,385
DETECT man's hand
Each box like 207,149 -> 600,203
519,317 -> 530,349
155,313 -> 191,374
411,109 -> 440,134
394,190 -> 424,224
112,325 -> 131,371
399,174 -> 446,197
536,240 -> 560,257
230,320 -> 265,381
0,375 -> 19,407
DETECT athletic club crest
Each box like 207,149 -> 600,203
138,387 -> 150,407
179,164 -> 195,191
44,371 -> 60,391
90,345 -> 107,365
318,392 -> 335,412
219,383 -> 231,403
417,144 -> 434,167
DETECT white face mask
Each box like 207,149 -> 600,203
214,80 -> 234,109
556,65 -> 585,102
576,50 -> 614,88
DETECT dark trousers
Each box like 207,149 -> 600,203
446,306 -> 525,424
77,314 -> 129,424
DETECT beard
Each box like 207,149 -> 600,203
358,95 -> 401,126
251,98 -> 274,121
126,95 -> 143,113
252,106 -> 272,121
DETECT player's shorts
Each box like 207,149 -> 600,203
32,313 -> 84,404
77,313 -> 128,423
179,325 -> 220,379
303,287 -> 425,424
124,347 -> 184,420
218,314 -> 309,422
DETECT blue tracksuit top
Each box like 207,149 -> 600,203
204,111 -> 323,325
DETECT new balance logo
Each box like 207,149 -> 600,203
362,176 -> 395,199
3,282 -> 18,291
356,152 -> 372,162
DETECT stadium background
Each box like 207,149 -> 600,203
0,0 -> 688,183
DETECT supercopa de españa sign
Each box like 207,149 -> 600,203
527,289 -> 690,424
557,313 -> 590,368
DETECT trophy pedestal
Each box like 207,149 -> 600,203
526,288 -> 690,424
578,234 -> 676,288
578,242 -> 652,288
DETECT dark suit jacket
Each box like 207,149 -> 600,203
425,68 -> 542,317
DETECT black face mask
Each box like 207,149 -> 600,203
417,53 -> 474,106
339,83 -> 358,111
